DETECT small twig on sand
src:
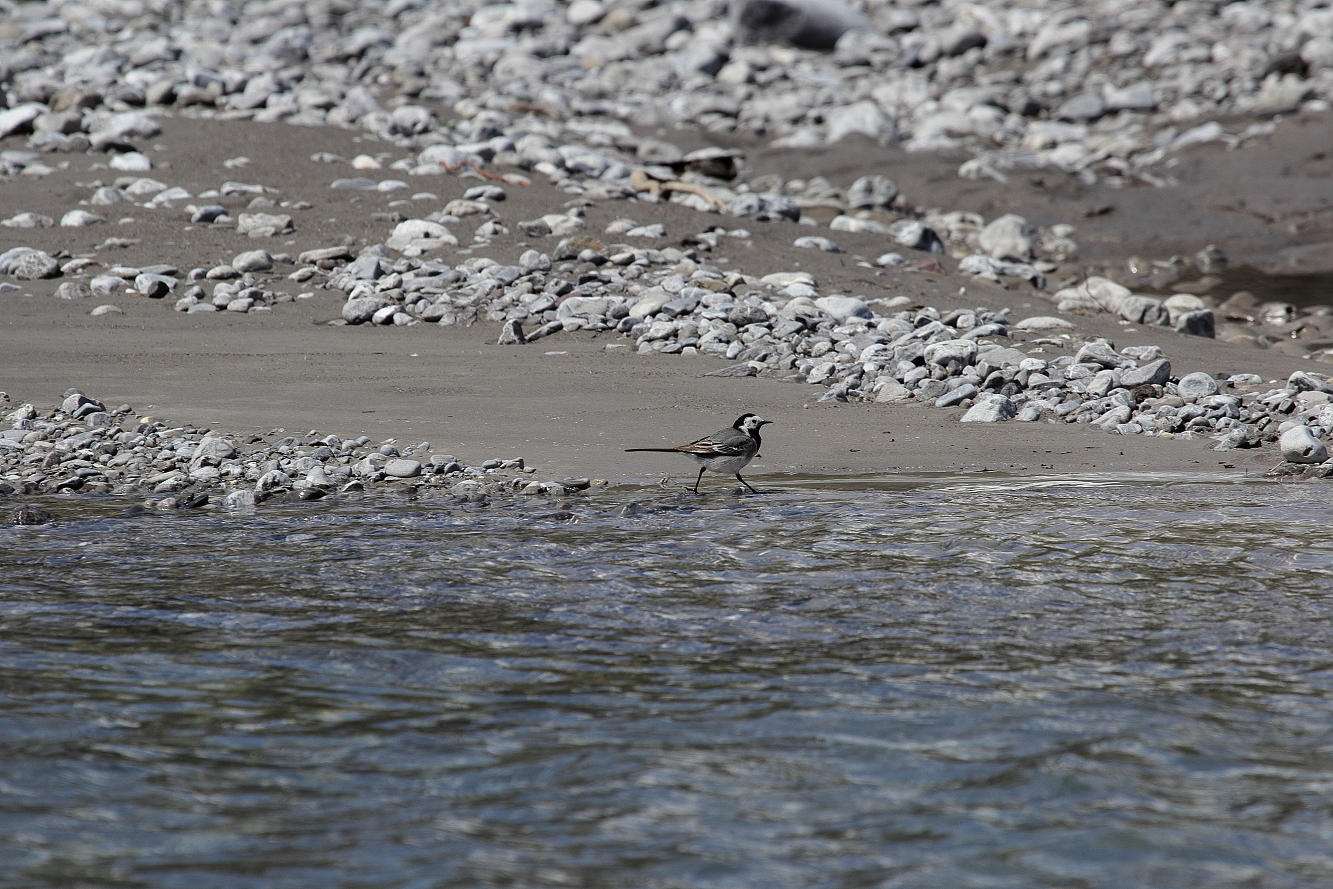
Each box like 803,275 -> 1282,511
438,160 -> 530,185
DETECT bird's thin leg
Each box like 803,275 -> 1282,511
736,473 -> 759,494
692,466 -> 705,494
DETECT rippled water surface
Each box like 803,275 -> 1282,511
3,473 -> 1332,888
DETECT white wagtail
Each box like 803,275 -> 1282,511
625,413 -> 772,493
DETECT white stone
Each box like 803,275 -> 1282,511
60,210 -> 104,227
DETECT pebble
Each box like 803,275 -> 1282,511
0,391 -> 577,509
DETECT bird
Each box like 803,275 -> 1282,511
625,413 -> 772,493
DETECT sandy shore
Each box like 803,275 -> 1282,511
3,112 -> 1331,483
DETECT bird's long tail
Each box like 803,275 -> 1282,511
624,448 -> 682,453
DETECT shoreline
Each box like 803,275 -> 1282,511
5,112 -> 1333,507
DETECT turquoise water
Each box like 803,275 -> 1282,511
2,473 -> 1331,888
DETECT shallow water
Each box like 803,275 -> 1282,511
3,473 -> 1332,888
1151,265 -> 1333,309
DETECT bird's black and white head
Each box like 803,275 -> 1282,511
733,413 -> 772,440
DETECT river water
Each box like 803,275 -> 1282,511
3,472 -> 1331,888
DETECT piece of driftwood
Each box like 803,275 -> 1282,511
630,169 -> 729,211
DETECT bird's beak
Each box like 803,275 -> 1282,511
759,420 -> 773,426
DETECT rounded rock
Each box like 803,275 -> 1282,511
55,281 -> 92,300
384,458 -> 423,478
1176,372 -> 1220,401
9,250 -> 60,280
1280,426 -> 1328,464
10,505 -> 54,525
960,394 -> 1017,423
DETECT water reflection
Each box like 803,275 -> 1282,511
1,474 -> 1331,888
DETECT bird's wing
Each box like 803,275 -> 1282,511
676,431 -> 750,456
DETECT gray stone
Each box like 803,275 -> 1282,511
936,383 -> 978,407
873,378 -> 912,403
830,216 -> 892,235
1103,82 -> 1156,112
89,112 -> 162,149
191,435 -> 236,467
2,212 -> 54,228
134,274 -> 176,299
224,489 -> 258,511
342,295 -> 393,324
1288,371 -> 1333,394
331,177 -> 379,190
887,219 -> 943,253
1085,369 -> 1119,397
1074,341 -> 1131,369
731,0 -> 870,49
1118,295 -> 1169,325
814,295 -> 871,323
556,296 -> 612,319
1280,425 -> 1328,464
1177,372 -> 1220,401
1056,92 -> 1106,122
704,363 -> 757,378
384,459 -> 423,478
0,103 -> 46,139
979,348 -> 1030,369
497,319 -> 526,345
191,205 -> 229,224
6,250 -> 59,280
923,339 -> 979,365
109,151 -> 153,172
1016,402 -> 1045,421
847,174 -> 899,209
59,210 -> 104,228
794,236 -> 842,252
10,505 -> 54,525
728,304 -> 769,327
728,193 -> 801,222
1014,316 -> 1073,331
55,282 -> 92,300
977,214 -> 1033,260
1212,428 -> 1250,452
957,254 -> 1045,288
236,212 -> 293,236
90,187 -> 129,206
960,394 -> 1016,422
825,100 -> 893,144
1119,359 -> 1172,388
232,250 -> 274,273
62,393 -> 104,417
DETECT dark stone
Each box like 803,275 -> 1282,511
10,505 -> 53,525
